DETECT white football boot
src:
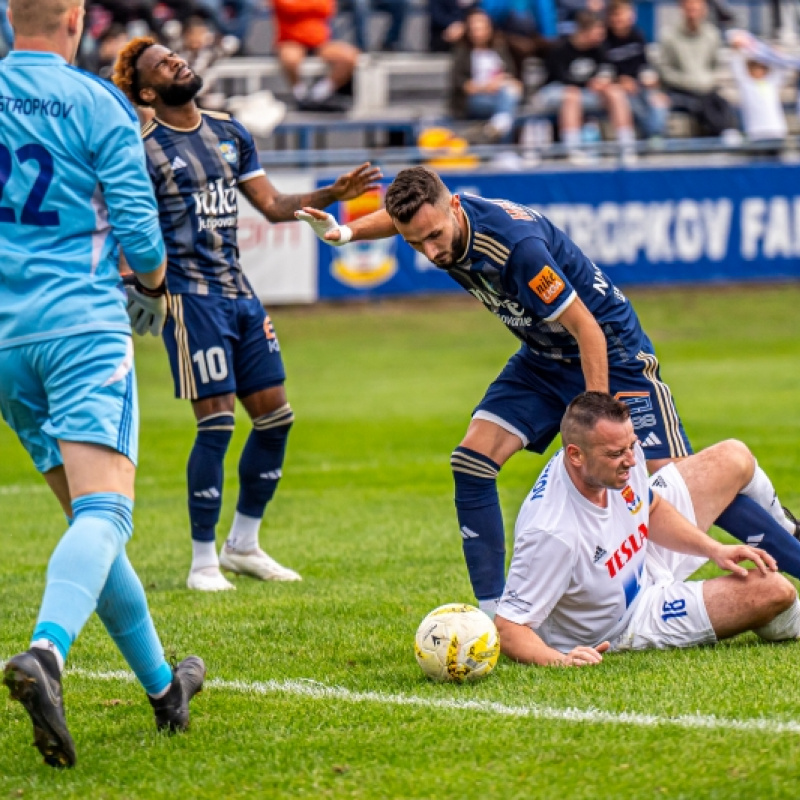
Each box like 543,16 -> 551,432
187,566 -> 236,591
219,545 -> 302,582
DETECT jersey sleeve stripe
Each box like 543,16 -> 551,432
473,242 -> 507,266
542,289 -> 577,322
141,120 -> 158,138
474,232 -> 510,256
239,168 -> 266,183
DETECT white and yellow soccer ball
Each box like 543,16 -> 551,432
414,603 -> 500,683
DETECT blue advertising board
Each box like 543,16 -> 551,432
316,162 -> 800,300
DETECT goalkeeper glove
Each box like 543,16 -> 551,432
122,273 -> 168,336
295,210 -> 352,246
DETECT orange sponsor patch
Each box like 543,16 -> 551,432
528,266 -> 566,305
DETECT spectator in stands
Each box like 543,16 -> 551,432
727,30 -> 789,150
179,15 -> 234,74
605,0 -> 669,138
537,11 -> 637,161
94,23 -> 132,79
273,0 -> 360,111
481,0 -> 557,78
429,0 -> 477,52
339,0 -> 408,52
450,8 -> 522,142
658,0 -> 740,140
192,0 -> 263,46
91,0 -> 159,33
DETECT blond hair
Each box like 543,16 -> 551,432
9,0 -> 82,37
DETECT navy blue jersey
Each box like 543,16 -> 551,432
142,110 -> 265,298
450,195 -> 649,364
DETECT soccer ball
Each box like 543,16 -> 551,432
414,603 -> 500,683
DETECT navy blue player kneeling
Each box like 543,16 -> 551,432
299,167 -> 800,616
114,40 -> 382,591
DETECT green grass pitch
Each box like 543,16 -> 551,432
2,285 -> 800,798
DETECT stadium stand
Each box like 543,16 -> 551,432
81,0 -> 800,162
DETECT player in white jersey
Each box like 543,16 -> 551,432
496,392 -> 800,666
0,0 -> 204,768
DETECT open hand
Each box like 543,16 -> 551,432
711,543 -> 777,577
295,207 -> 352,245
331,162 -> 383,201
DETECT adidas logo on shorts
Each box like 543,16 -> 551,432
651,475 -> 668,489
641,432 -> 662,447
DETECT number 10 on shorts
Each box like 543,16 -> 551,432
192,347 -> 228,384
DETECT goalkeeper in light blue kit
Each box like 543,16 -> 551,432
0,0 -> 204,769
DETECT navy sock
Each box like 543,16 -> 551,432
451,446 -> 505,601
187,413 -> 234,542
237,404 -> 294,518
716,495 -> 800,580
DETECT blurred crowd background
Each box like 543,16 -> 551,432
1,0 -> 798,159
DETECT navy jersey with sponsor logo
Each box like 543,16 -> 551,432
143,110 -> 265,298
449,194 -> 649,364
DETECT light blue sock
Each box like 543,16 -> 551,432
96,551 -> 173,696
32,493 -> 133,663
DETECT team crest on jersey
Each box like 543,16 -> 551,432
218,140 -> 238,164
620,484 -> 643,514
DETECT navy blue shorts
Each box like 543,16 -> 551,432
474,345 -> 692,460
162,293 -> 286,401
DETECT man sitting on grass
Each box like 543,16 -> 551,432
495,392 -> 800,666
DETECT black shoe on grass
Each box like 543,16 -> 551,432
4,649 -> 76,768
148,656 -> 206,733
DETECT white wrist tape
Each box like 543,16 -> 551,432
336,225 -> 353,245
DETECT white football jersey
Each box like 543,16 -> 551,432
498,444 -> 653,652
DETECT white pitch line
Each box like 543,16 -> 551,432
12,665 -> 800,736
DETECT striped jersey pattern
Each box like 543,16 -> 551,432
143,110 -> 265,298
446,194 -> 650,365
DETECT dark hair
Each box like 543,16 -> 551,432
463,7 -> 494,48
560,392 -> 630,446
607,0 -> 633,11
574,10 -> 604,32
184,15 -> 211,33
385,167 -> 449,224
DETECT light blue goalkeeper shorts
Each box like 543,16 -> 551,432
0,332 -> 138,473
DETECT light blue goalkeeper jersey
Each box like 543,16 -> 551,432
0,51 -> 165,350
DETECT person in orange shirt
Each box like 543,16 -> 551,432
273,0 -> 360,110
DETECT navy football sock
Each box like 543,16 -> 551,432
187,413 -> 234,542
716,495 -> 800,580
236,404 -> 294,519
451,446 -> 505,602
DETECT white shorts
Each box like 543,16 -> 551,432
610,463 -> 716,652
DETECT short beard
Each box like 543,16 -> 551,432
157,73 -> 204,107
437,224 -> 465,269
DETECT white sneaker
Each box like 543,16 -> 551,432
219,546 -> 302,582
187,566 -> 236,592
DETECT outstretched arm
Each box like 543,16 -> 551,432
495,615 -> 610,666
240,162 -> 382,223
296,206 -> 399,245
